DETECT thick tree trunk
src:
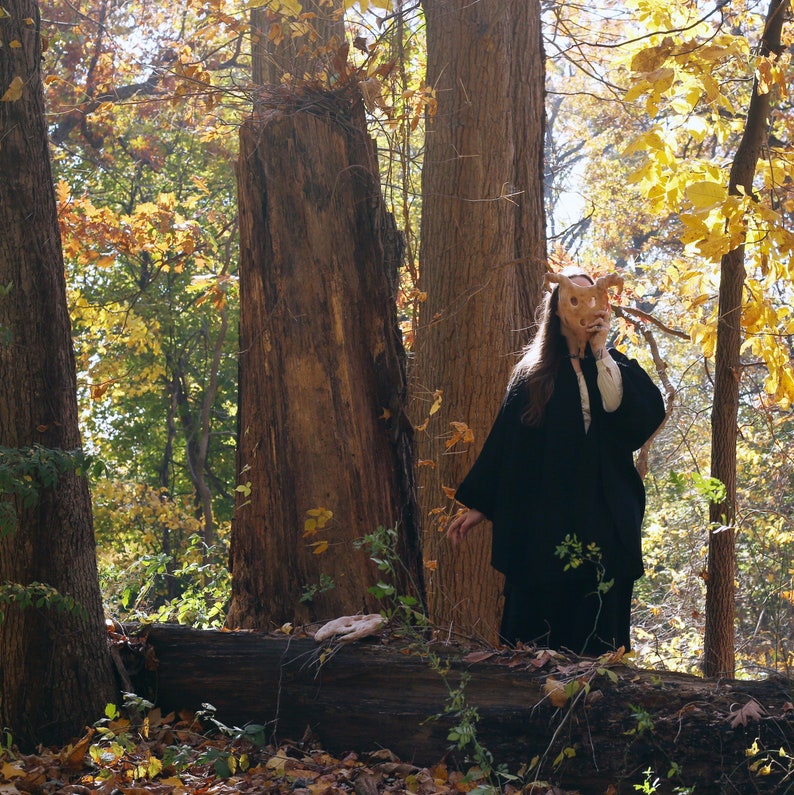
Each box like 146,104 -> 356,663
0,0 -> 116,748
136,624 -> 794,794
705,0 -> 789,679
415,0 -> 547,642
227,90 -> 422,629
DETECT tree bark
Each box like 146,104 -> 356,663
226,89 -> 422,629
704,0 -> 789,679
0,0 -> 116,748
415,0 -> 547,642
136,624 -> 794,794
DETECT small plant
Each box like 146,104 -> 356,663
354,526 -> 506,788
102,534 -> 230,629
554,534 -> 614,653
0,727 -> 15,760
0,445 -> 96,537
634,767 -> 661,793
194,703 -> 265,776
0,581 -> 87,623
353,525 -> 427,626
299,573 -> 336,604
626,704 -> 655,736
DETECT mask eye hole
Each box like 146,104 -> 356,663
570,297 -> 579,307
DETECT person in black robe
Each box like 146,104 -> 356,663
446,267 -> 666,656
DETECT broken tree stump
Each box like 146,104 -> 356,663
131,624 -> 794,794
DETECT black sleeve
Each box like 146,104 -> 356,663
605,349 -> 666,451
454,384 -> 524,519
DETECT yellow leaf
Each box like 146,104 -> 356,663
310,540 -> 328,555
2,762 -> 24,779
630,41 -> 674,73
678,213 -> 710,245
429,390 -> 442,415
1,76 -> 24,102
0,7 -> 10,18
9,40 -> 21,48
687,180 -> 725,209
235,481 -> 252,497
646,66 -> 674,92
56,180 -> 70,203
266,750 -> 290,770
370,0 -> 391,8
624,79 -> 650,103
756,58 -> 773,95
303,517 -> 317,536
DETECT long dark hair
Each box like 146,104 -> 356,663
508,266 -> 594,427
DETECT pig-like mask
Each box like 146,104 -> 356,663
545,271 -> 624,357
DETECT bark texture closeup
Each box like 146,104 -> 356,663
227,91 -> 422,629
704,0 -> 789,679
0,0 -> 116,748
415,0 -> 547,642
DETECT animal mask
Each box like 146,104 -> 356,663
545,271 -> 624,356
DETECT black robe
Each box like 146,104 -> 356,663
455,348 -> 665,649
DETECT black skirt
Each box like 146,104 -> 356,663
499,575 -> 634,656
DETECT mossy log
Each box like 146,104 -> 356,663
127,624 -> 794,794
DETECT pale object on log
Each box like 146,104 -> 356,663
313,614 -> 386,643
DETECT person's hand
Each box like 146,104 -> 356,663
446,508 -> 486,545
588,307 -> 611,357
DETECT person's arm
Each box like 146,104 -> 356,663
603,349 -> 666,450
595,353 -> 623,412
452,383 -> 522,519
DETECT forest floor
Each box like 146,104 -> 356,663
0,714 -> 528,795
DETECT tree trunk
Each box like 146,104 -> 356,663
704,0 -> 789,679
0,0 -> 116,748
135,624 -> 794,794
226,89 -> 422,629
415,0 -> 547,642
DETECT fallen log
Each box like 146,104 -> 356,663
126,624 -> 794,794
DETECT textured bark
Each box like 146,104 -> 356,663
704,0 -> 789,679
138,624 -> 794,794
415,0 -> 547,642
0,0 -> 116,748
227,92 -> 422,629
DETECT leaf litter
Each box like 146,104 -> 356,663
0,709 -> 516,795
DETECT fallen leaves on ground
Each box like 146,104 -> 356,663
0,710 -> 529,795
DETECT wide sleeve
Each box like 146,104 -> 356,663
596,355 -> 623,412
454,384 -> 524,519
603,349 -> 666,452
